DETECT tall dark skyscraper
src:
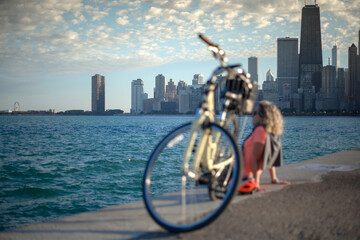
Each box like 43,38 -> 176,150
348,43 -> 359,110
347,30 -> 360,111
299,3 -> 323,111
92,74 -> 105,113
358,30 -> 360,110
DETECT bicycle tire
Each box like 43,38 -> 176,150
142,121 -> 241,232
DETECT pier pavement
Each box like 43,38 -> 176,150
1,149 -> 359,240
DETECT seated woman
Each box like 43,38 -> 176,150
240,100 -> 290,192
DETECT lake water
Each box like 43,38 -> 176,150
0,115 -> 359,231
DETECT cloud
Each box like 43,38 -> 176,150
145,6 -> 162,20
173,0 -> 192,9
85,5 -> 109,21
264,34 -> 272,40
116,16 -> 130,25
0,0 -> 84,34
106,0 -> 141,7
0,0 -> 358,80
275,17 -> 284,22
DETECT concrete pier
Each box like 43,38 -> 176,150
1,149 -> 359,240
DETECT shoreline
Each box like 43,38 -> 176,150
1,112 -> 360,117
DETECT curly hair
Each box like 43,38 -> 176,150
257,100 -> 283,135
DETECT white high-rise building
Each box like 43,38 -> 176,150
131,79 -> 145,114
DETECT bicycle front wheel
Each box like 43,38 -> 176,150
142,122 -> 241,232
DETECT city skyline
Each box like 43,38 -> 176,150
1,0 -> 359,113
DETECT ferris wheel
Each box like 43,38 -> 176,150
14,102 -> 20,112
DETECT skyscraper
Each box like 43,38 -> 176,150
322,65 -> 337,99
177,80 -> 190,114
177,80 -> 187,95
91,74 -> 105,113
348,44 -> 357,100
263,69 -> 278,104
337,68 -> 346,109
277,37 -> 299,101
165,79 -> 176,99
266,69 -> 275,82
358,30 -> 360,110
131,79 -> 145,114
332,44 -> 339,69
248,57 -> 258,83
154,74 -> 166,100
192,74 -> 204,85
320,65 -> 338,110
299,3 -> 323,111
348,43 -> 359,110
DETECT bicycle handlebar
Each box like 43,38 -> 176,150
198,33 -> 218,47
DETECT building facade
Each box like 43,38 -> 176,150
190,85 -> 205,113
277,37 -> 299,103
322,65 -> 337,99
178,87 -> 191,114
319,65 -> 337,110
248,57 -> 258,83
91,74 -> 105,113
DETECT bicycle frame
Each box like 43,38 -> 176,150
183,73 -> 234,181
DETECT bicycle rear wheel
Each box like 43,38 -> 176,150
142,122 -> 241,232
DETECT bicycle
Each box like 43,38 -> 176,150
142,34 -> 257,232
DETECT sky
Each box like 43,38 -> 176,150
0,0 -> 359,113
